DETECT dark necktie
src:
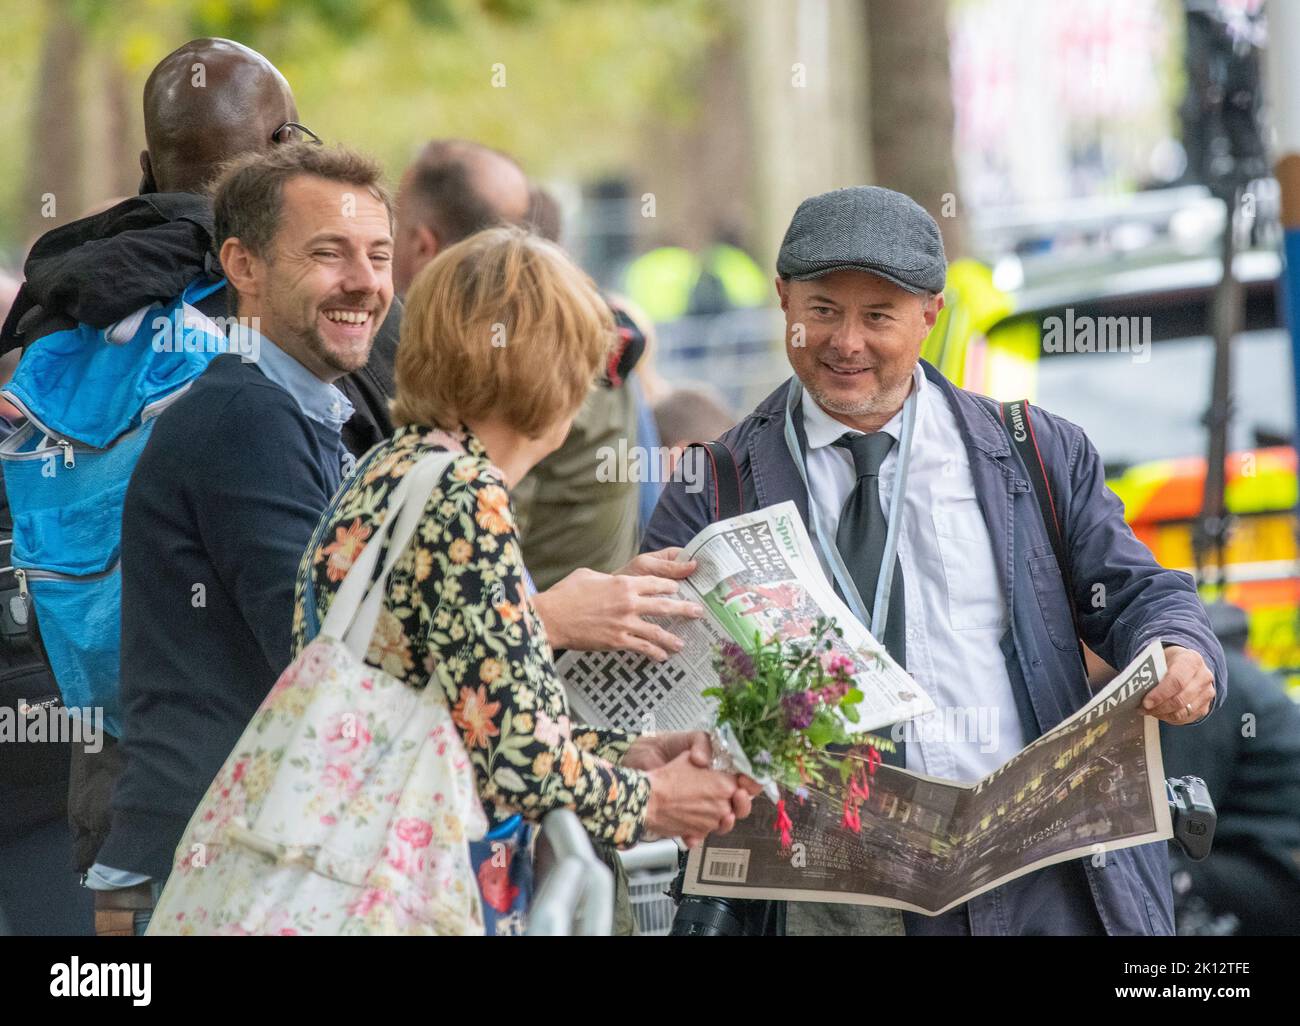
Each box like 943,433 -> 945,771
833,431 -> 907,672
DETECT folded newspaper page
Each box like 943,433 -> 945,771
681,642 -> 1173,915
558,501 -> 934,735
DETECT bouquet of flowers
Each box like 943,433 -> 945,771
703,617 -> 882,849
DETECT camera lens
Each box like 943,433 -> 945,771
669,896 -> 750,936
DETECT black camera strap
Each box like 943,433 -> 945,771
999,399 -> 1087,670
689,440 -> 743,523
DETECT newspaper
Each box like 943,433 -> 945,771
681,642 -> 1174,915
558,501 -> 934,736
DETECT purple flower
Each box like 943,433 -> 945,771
755,749 -> 772,766
781,690 -> 817,731
719,642 -> 755,682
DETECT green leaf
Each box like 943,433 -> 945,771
805,716 -> 834,748
494,767 -> 528,791
499,746 -> 531,767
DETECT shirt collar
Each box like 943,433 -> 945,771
800,362 -> 925,449
233,323 -> 354,432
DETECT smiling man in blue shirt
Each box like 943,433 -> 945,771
90,143 -> 394,930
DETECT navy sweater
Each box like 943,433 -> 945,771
98,355 -> 347,879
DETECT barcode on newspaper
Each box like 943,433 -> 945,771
700,847 -> 749,884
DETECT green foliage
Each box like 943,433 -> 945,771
0,0 -> 726,257
704,617 -> 863,794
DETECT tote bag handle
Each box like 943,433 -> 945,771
318,452 -> 455,661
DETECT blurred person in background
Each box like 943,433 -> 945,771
91,143 -> 394,935
621,226 -> 767,324
1161,603 -> 1300,935
652,384 -> 738,477
294,226 -> 757,933
392,148 -> 705,670
391,138 -> 531,298
523,183 -> 563,246
511,185 -> 644,590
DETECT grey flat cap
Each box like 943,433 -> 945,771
777,186 -> 946,294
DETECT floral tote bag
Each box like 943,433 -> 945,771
148,452 -> 489,935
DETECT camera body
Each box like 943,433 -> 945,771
1166,775 -> 1216,862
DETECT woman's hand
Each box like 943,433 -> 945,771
645,752 -> 746,848
531,552 -> 704,659
636,732 -> 765,847
621,730 -> 713,772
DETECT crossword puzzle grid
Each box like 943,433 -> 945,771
564,650 -> 691,732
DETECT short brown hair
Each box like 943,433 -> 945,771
393,225 -> 613,437
212,142 -> 393,259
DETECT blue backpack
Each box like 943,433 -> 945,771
0,276 -> 229,736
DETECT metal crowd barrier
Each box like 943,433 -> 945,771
525,809 -> 614,936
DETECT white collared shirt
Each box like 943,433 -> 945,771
801,364 -> 1026,782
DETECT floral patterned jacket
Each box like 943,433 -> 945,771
292,424 -> 650,847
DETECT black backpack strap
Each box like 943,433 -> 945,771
689,440 -> 743,522
1000,400 -> 1087,663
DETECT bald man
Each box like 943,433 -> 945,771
139,38 -> 297,195
392,139 -> 531,295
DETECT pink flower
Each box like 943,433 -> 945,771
821,652 -> 855,679
348,888 -> 389,917
323,712 -> 371,758
774,798 -> 794,849
268,663 -> 300,698
297,646 -> 330,683
866,746 -> 882,776
534,711 -> 572,746
395,818 -> 433,849
322,763 -> 355,792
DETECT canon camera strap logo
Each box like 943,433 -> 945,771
1008,402 -> 1028,443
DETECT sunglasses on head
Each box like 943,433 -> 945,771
271,122 -> 323,146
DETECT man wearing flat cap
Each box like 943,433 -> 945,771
644,186 -> 1224,936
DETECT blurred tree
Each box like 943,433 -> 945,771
867,0 -> 964,256
0,0 -> 722,259
20,0 -> 85,244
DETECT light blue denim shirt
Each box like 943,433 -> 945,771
228,322 -> 354,432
